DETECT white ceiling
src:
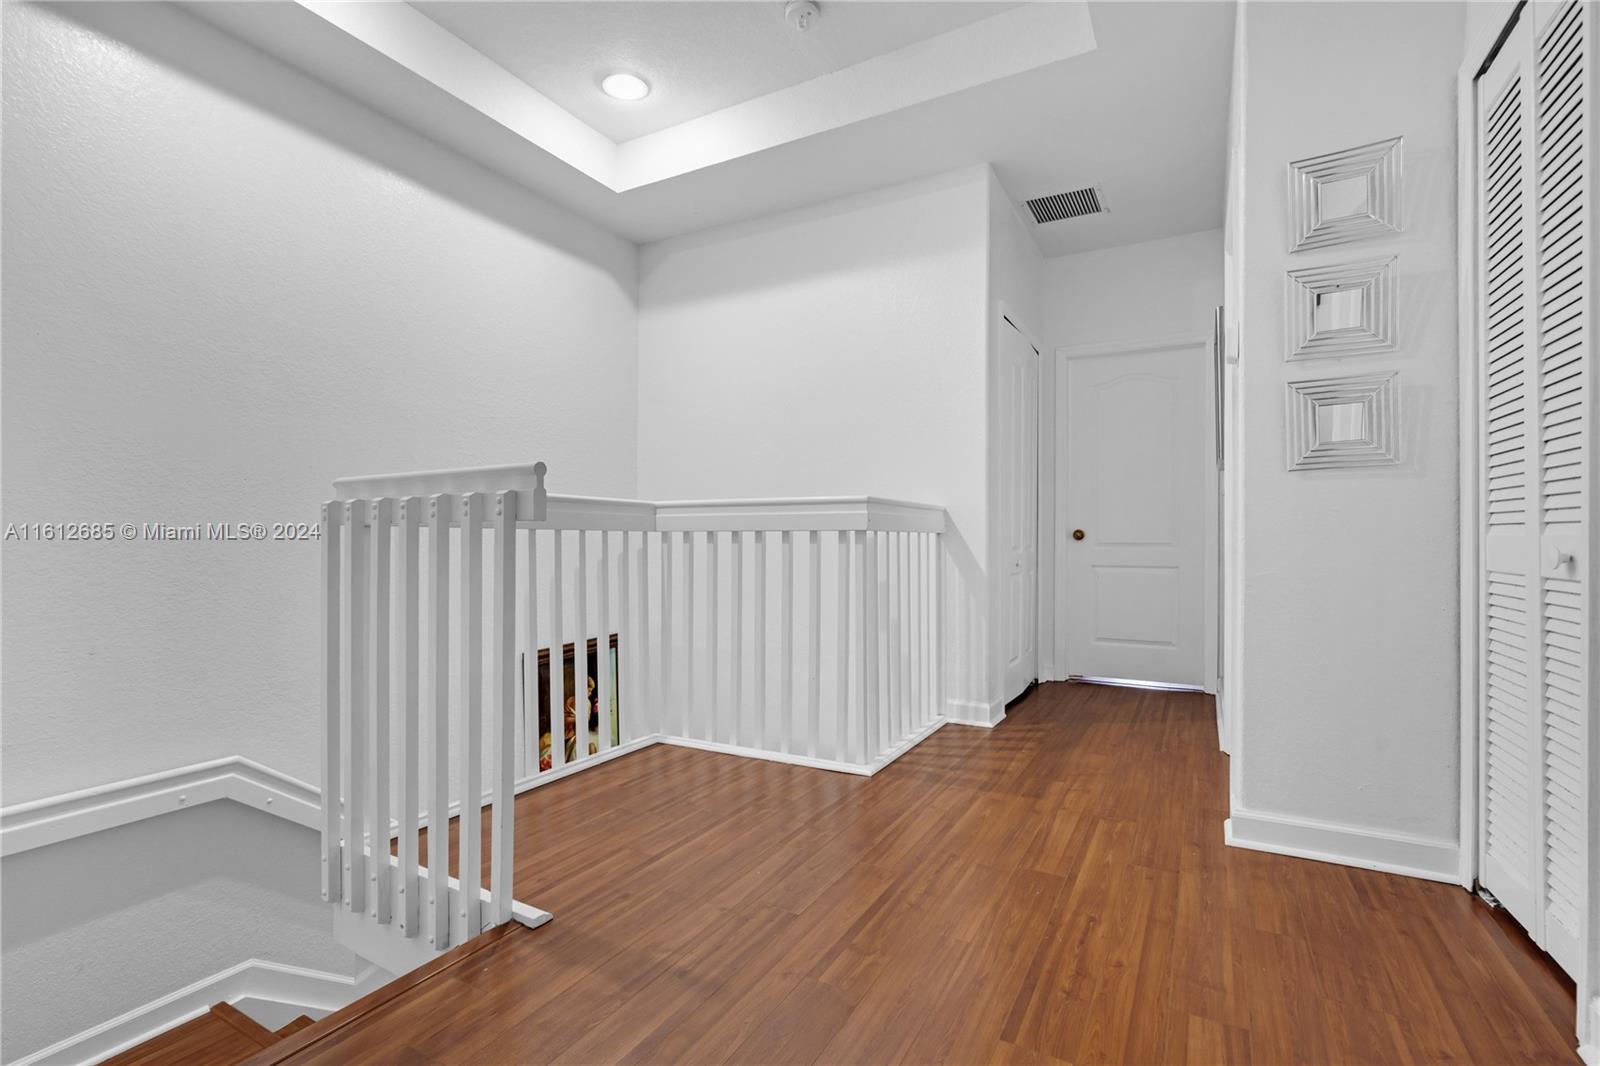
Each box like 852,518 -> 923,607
189,1 -> 1235,256
412,1 -> 1017,142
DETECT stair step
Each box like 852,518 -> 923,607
210,1002 -> 278,1047
102,1002 -> 284,1065
274,1016 -> 316,1038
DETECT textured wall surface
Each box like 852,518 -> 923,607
635,167 -> 996,715
1,804 -> 358,1061
1040,229 -> 1224,354
0,2 -> 639,804
1232,1 -> 1466,840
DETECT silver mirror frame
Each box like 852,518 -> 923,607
1287,137 -> 1404,252
1286,371 -> 1401,470
1285,256 -> 1398,360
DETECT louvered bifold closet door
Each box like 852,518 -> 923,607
1478,9 -> 1543,936
1531,0 -> 1590,979
1476,0 -> 1593,981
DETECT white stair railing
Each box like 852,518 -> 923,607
319,463 -> 947,971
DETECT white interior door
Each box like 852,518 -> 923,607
1001,317 -> 1039,704
1473,0 -> 1591,981
1061,341 -> 1208,687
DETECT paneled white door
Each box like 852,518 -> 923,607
1473,0 -> 1591,981
1001,317 -> 1039,704
1062,342 -> 1208,686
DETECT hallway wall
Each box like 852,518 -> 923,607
1227,1 -> 1467,872
0,2 -> 640,806
635,166 -> 999,720
1040,229 -> 1225,355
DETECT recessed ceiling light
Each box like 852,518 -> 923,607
600,73 -> 651,101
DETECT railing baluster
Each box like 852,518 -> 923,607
863,530 -> 879,762
661,532 -> 674,743
707,531 -> 720,745
397,498 -> 420,937
780,531 -> 794,754
525,529 -> 540,775
915,531 -> 928,729
901,532 -> 912,738
368,498 -> 393,924
549,531 -> 565,772
933,532 -> 943,724
893,533 -> 906,745
925,533 -> 934,725
753,532 -> 767,752
615,531 -> 628,748
684,531 -> 696,740
853,531 -> 867,764
596,531 -> 609,753
836,531 -> 851,765
341,499 -> 367,916
320,502 -> 342,905
490,492 -> 517,926
457,493 -> 484,940
806,530 -> 821,759
575,529 -> 589,761
730,532 -> 743,749
635,533 -> 650,743
915,532 -> 926,727
426,495 -> 450,949
838,531 -> 851,765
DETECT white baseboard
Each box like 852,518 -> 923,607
945,698 -> 1004,727
1,757 -> 320,858
869,718 -> 947,773
1225,807 -> 1460,884
657,735 -> 873,776
11,958 -> 386,1066
1581,996 -> 1600,1065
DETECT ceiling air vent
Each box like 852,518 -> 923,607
1025,186 -> 1106,224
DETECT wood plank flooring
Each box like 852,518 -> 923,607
266,682 -> 1579,1064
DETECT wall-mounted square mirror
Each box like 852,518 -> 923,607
1286,372 -> 1400,469
1287,137 -> 1403,251
1315,401 -> 1368,443
1318,176 -> 1371,221
1285,256 -> 1397,360
1314,287 -> 1366,332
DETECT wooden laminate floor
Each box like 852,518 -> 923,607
269,683 -> 1579,1064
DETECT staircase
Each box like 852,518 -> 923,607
103,1004 -> 315,1065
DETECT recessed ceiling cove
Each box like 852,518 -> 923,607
188,0 -> 1094,192
182,1 -> 1234,251
413,1 -> 1020,142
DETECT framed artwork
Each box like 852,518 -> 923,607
1286,136 -> 1403,252
1285,256 -> 1398,360
521,634 -> 619,771
1285,371 -> 1401,470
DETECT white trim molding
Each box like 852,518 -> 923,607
1225,807 -> 1460,884
9,958 -> 387,1066
0,757 -> 319,858
945,697 -> 1005,728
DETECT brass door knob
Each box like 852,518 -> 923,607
1072,529 -> 1086,541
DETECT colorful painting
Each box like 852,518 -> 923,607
522,635 -> 619,771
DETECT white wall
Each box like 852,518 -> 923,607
1,805 -> 359,1061
986,171 -> 1045,708
1040,229 -> 1224,354
0,2 -> 639,806
1228,2 -> 1466,852
636,166 -> 997,718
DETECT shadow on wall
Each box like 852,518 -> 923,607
0,803 -> 357,1062
52,1 -> 634,286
